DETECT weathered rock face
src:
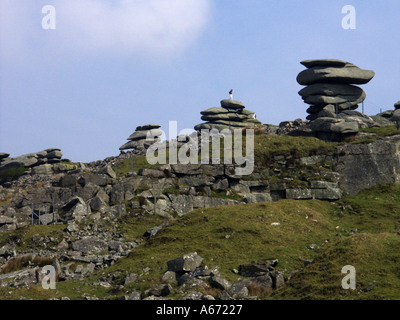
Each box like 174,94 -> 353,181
333,136 -> 400,195
194,99 -> 261,131
119,124 -> 162,151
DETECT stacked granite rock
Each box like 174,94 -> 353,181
0,148 -> 62,171
297,59 -> 375,121
389,101 -> 400,125
194,99 -> 262,131
119,124 -> 162,151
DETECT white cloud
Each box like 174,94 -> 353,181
0,0 -> 212,62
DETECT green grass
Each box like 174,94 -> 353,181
104,199 -> 336,293
354,125 -> 399,144
0,224 -> 66,252
2,183 -> 400,300
335,183 -> 400,234
272,233 -> 400,300
0,167 -> 28,183
253,135 -> 336,168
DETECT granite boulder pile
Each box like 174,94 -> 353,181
119,124 -> 162,151
0,148 -> 63,172
194,99 -> 261,131
296,59 -> 377,141
297,59 -> 375,121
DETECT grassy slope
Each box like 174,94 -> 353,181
3,183 -> 399,300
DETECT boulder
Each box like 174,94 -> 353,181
395,101 -> 400,110
303,90 -> 365,108
209,276 -> 231,291
297,62 -> 375,85
243,193 -> 272,204
60,196 -> 90,222
167,252 -> 203,273
135,124 -> 160,131
195,98 -> 261,132
297,60 -> 375,129
228,283 -> 249,299
200,107 -> 229,115
71,237 -> 109,254
300,59 -> 348,68
238,262 -> 271,277
309,117 -> 359,134
89,195 -> 109,213
390,109 -> 400,122
120,124 -> 162,151
299,83 -> 364,98
31,164 -> 53,175
127,129 -> 163,141
0,153 -> 9,160
220,99 -> 245,111
317,105 -> 336,118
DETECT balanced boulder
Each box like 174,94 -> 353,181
194,99 -> 261,131
297,59 -> 376,140
119,124 -> 162,151
297,59 -> 375,121
297,60 -> 375,85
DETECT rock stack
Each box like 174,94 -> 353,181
119,124 -> 163,151
395,101 -> 400,110
0,148 -> 63,171
297,59 -> 375,121
194,99 -> 261,131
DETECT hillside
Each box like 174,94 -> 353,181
1,125 -> 400,300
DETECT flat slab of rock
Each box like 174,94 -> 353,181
299,83 -> 364,98
297,63 -> 375,85
303,91 -> 365,107
0,153 -> 10,160
127,129 -> 163,141
300,59 -> 348,68
201,107 -> 229,115
135,124 -> 160,131
220,99 -> 245,111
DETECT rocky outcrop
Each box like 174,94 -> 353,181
194,99 -> 261,131
297,60 -> 374,120
158,253 -> 287,300
296,59 -> 376,141
333,135 -> 400,195
119,124 -> 162,151
0,148 -> 63,172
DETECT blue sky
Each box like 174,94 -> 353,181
1,0 -> 400,162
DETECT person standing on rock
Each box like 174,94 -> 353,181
229,89 -> 233,100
